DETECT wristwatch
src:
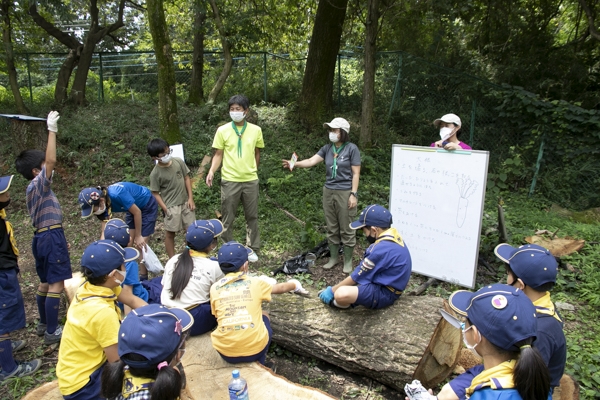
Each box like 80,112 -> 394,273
350,192 -> 358,198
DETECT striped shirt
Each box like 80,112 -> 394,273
26,165 -> 63,229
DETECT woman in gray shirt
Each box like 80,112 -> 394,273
282,118 -> 361,273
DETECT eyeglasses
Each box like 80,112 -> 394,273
158,149 -> 173,158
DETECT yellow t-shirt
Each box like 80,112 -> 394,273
210,272 -> 272,357
212,121 -> 265,182
57,283 -> 122,395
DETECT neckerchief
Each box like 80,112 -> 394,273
331,143 -> 348,179
232,121 -> 247,158
466,359 -> 516,396
122,367 -> 154,398
0,210 -> 19,256
215,271 -> 247,289
374,228 -> 405,247
533,292 -> 562,323
189,249 -> 208,258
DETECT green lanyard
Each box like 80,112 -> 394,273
331,143 -> 347,179
232,121 -> 247,158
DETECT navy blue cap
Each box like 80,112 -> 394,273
81,240 -> 139,278
118,304 -> 193,368
495,243 -> 559,289
217,241 -> 249,272
78,187 -> 103,218
104,218 -> 130,247
350,204 -> 393,229
448,283 -> 537,351
0,175 -> 13,194
185,219 -> 223,250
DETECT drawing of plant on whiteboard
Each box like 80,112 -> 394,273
456,177 -> 478,227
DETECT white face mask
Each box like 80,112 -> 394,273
230,111 -> 245,123
112,269 -> 126,285
439,126 -> 454,141
329,131 -> 340,143
462,325 -> 481,357
159,154 -> 172,163
93,204 -> 106,215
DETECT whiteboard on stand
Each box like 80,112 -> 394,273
389,145 -> 489,288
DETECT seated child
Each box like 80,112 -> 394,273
103,218 -> 163,305
161,219 -> 224,336
0,175 -> 41,381
101,304 -> 193,400
56,240 -> 147,399
210,241 -> 306,365
319,204 -> 412,309
438,243 -> 566,400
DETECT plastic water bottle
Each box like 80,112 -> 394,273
228,369 -> 249,400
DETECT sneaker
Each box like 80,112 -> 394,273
44,326 -> 63,345
11,340 -> 25,353
0,359 -> 42,382
248,249 -> 259,263
36,322 -> 47,336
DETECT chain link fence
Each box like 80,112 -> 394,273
3,50 -> 598,210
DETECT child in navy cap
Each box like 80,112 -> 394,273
319,204 -> 412,309
437,284 -> 550,400
160,219 -> 225,336
0,175 -> 41,381
439,244 -> 565,400
210,241 -> 306,365
56,240 -> 148,399
78,182 -> 158,280
101,304 -> 193,400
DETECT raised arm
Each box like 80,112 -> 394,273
282,154 -> 324,170
45,111 -> 59,177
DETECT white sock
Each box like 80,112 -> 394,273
333,300 -> 350,309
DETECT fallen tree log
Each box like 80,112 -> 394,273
266,290 -> 462,391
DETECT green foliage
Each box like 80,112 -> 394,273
492,85 -> 600,209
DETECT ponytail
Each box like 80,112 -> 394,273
151,364 -> 182,400
170,248 -> 194,300
513,339 -> 550,400
101,359 -> 127,399
170,240 -> 216,300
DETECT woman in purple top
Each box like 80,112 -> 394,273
430,113 -> 472,150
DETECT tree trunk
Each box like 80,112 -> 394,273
70,38 -> 97,106
54,50 -> 79,106
1,0 -> 29,114
146,0 -> 181,143
266,291 -> 462,390
206,0 -> 232,104
359,0 -> 380,147
298,0 -> 348,129
188,0 -> 206,105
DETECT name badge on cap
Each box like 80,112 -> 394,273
491,295 -> 508,309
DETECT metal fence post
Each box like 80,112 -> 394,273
529,135 -> 546,197
98,53 -> 105,102
388,53 -> 402,121
25,53 -> 33,105
337,53 -> 341,109
469,99 -> 476,145
263,52 -> 267,102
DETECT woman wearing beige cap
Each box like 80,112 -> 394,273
282,118 -> 361,273
431,113 -> 472,150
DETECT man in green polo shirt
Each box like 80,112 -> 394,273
206,95 -> 265,256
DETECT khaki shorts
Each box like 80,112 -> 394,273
164,204 -> 195,232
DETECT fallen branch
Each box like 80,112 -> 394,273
408,277 -> 439,296
263,191 -> 306,225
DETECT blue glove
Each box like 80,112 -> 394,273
319,286 -> 334,304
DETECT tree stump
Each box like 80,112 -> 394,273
266,290 -> 462,391
5,119 -> 47,155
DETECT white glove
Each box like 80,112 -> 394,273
288,279 -> 309,295
47,111 -> 59,133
